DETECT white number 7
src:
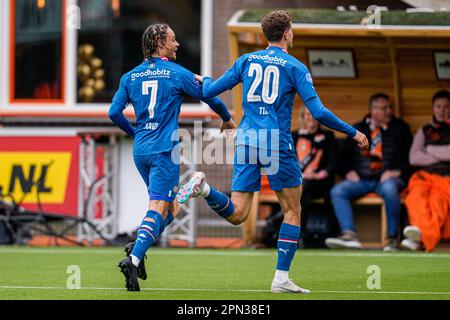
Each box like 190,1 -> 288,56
142,80 -> 158,119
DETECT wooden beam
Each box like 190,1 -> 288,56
228,24 -> 450,38
387,37 -> 402,117
228,31 -> 244,125
293,37 -> 387,49
394,43 -> 450,49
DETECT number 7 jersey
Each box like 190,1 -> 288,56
112,57 -> 230,155
203,46 -> 318,151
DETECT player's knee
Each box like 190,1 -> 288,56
284,209 -> 300,225
286,206 -> 300,219
226,209 -> 247,225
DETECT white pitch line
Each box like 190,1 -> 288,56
312,290 -> 450,295
0,248 -> 449,259
0,285 -> 450,296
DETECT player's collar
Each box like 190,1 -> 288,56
145,56 -> 169,62
266,46 -> 288,54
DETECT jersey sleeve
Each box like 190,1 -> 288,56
304,95 -> 356,138
109,75 -> 135,137
175,66 -> 205,100
292,63 -> 318,102
202,56 -> 245,98
112,74 -> 130,108
176,66 -> 231,122
292,62 -> 356,138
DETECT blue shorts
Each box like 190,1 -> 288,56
133,149 -> 180,202
231,145 -> 302,192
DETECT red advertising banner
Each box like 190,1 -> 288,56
0,136 -> 80,217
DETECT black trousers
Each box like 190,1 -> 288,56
301,178 -> 340,244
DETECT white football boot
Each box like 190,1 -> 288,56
271,280 -> 311,294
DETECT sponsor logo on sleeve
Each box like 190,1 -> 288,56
305,73 -> 313,84
193,75 -> 201,86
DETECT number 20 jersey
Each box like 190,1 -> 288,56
207,46 -> 318,151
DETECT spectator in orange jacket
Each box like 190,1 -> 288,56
402,89 -> 450,252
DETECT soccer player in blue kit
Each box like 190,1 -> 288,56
109,23 -> 234,291
177,11 -> 369,293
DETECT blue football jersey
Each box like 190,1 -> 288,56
202,46 -> 355,150
112,57 -> 230,155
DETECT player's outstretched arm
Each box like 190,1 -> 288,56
177,67 -> 232,123
201,96 -> 232,123
304,96 -> 368,150
109,75 -> 135,137
294,64 -> 368,150
202,75 -> 238,99
201,93 -> 236,137
201,58 -> 243,99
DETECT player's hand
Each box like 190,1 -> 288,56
345,170 -> 360,182
194,74 -> 204,84
353,130 -> 369,150
220,119 -> 236,138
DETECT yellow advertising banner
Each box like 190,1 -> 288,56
0,152 -> 72,204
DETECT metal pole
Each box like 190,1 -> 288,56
110,134 -> 120,239
77,137 -> 85,242
87,137 -> 95,243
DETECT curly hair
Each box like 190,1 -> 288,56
261,10 -> 292,43
142,23 -> 170,60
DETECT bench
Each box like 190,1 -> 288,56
243,191 -> 390,248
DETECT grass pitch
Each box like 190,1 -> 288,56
0,246 -> 449,300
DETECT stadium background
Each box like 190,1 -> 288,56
0,0 -> 449,249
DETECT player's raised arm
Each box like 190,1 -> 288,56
177,67 -> 232,123
293,65 -> 368,150
109,74 -> 135,137
201,57 -> 244,99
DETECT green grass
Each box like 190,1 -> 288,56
0,247 -> 449,300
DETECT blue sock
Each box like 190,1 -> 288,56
205,187 -> 235,219
276,223 -> 301,271
131,210 -> 163,261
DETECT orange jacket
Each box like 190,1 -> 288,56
405,170 -> 450,251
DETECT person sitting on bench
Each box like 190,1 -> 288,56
325,93 -> 412,251
402,89 -> 450,252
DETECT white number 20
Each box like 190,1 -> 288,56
247,63 -> 279,104
142,80 -> 158,119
